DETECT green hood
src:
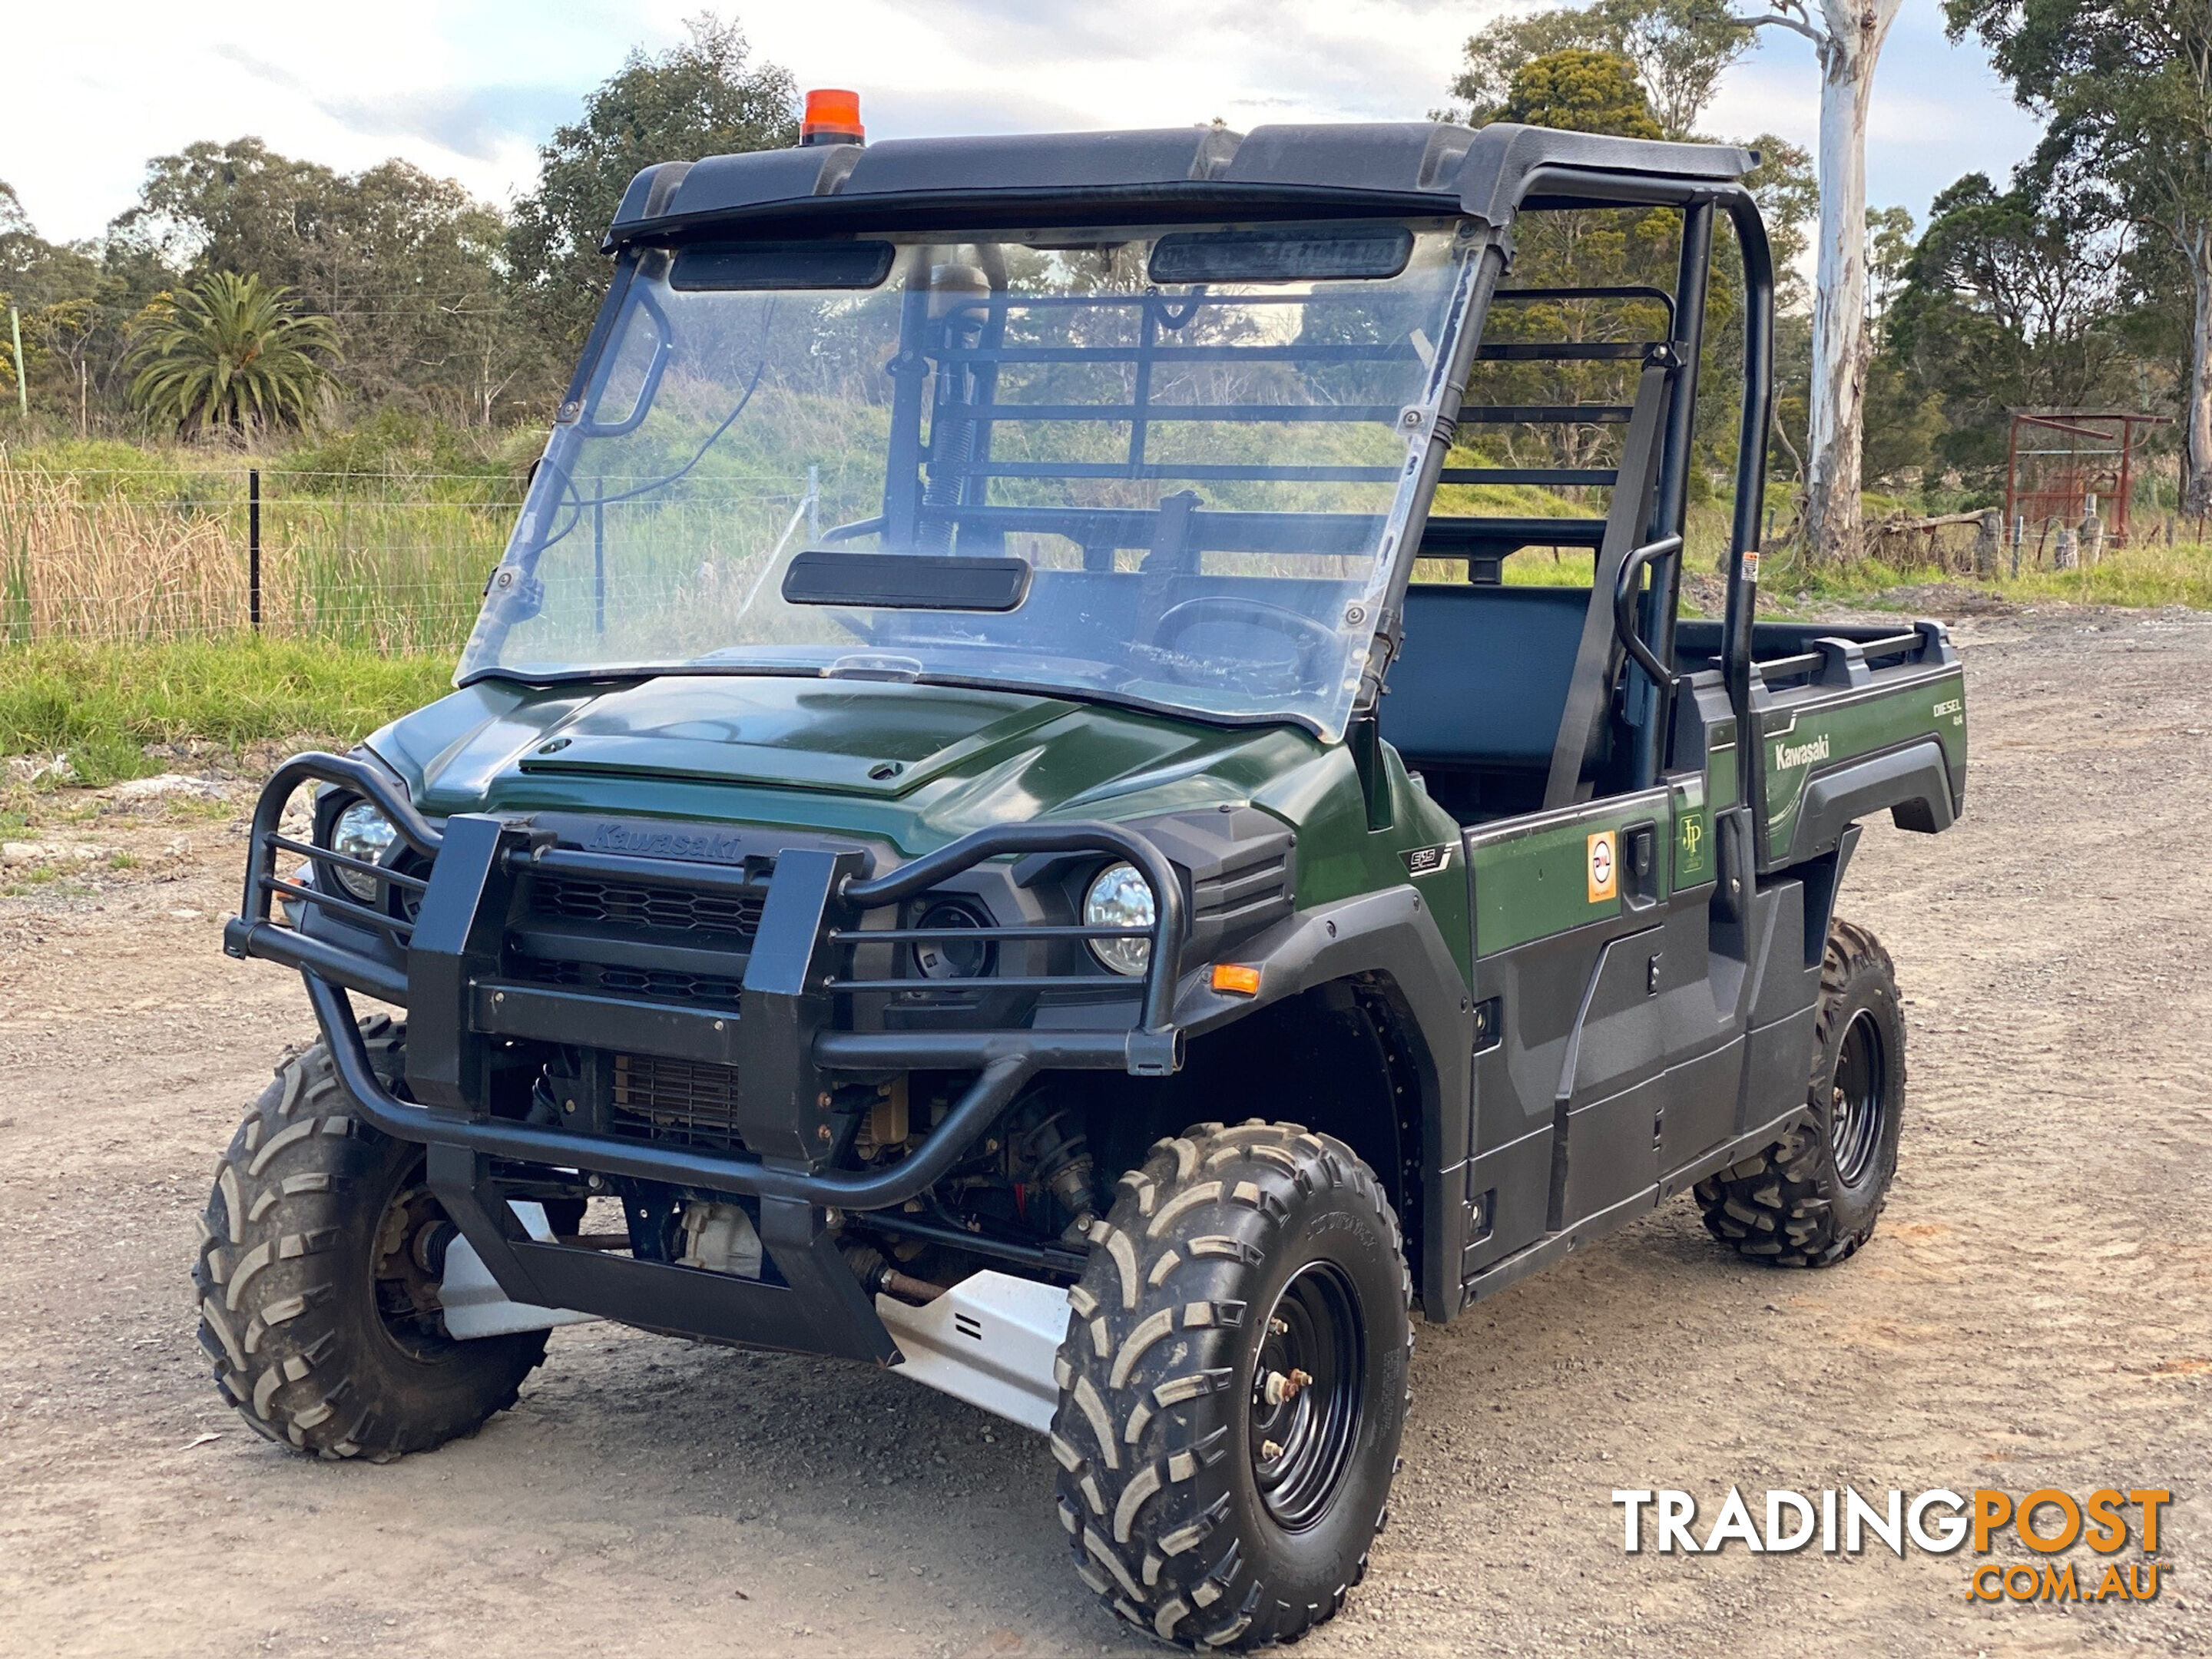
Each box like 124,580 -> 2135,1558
368,675 -> 1326,856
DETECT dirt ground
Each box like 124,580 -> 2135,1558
1,604 -> 2206,1657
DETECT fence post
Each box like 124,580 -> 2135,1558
1972,509 -> 1999,578
2012,515 -> 2024,578
7,306 -> 24,420
249,468 -> 262,632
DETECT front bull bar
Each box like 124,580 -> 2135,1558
224,751 -> 1191,1212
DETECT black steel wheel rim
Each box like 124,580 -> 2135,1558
369,1167 -> 462,1361
1249,1260 -> 1364,1532
1830,1008 -> 1886,1187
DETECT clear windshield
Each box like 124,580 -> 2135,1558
459,219 -> 1481,739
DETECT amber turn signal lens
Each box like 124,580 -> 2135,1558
1211,964 -> 1261,996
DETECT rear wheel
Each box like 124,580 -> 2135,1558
1694,918 -> 1905,1267
191,1018 -> 548,1459
1050,1120 -> 1410,1650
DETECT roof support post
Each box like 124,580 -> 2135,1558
1633,198 -> 1714,789
1720,190 -> 1775,847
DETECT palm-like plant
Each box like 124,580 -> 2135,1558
126,272 -> 338,436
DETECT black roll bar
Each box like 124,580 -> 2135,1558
1500,167 -> 1771,813
1720,190 -> 1774,835
841,819 -> 1186,1037
304,973 -> 1040,1212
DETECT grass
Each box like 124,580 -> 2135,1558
0,460 -> 515,653
1763,536 -> 2212,612
0,637 -> 454,786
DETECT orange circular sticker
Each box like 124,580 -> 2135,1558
1588,829 -> 1618,903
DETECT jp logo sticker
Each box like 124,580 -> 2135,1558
1588,829 -> 1618,903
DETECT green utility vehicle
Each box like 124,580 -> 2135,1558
202,109 -> 1967,1648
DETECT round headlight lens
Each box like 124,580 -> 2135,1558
1084,862 -> 1155,977
329,800 -> 397,902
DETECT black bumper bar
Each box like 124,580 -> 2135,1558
306,973 -> 1041,1210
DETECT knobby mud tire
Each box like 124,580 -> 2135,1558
1049,1119 -> 1411,1650
190,1017 -> 548,1459
1694,918 -> 1906,1268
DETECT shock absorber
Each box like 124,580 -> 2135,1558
1017,1103 -> 1096,1243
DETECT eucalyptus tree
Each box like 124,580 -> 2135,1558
508,16 -> 796,349
1948,0 -> 2212,509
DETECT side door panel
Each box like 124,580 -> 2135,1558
1459,740 -> 1765,1286
1459,787 -> 1671,1277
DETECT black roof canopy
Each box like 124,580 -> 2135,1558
605,121 -> 1758,247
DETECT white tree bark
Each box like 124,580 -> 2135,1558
2188,224 -> 2212,515
1745,0 -> 1903,562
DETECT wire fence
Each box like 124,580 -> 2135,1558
8,461 -> 2210,653
0,465 -> 816,653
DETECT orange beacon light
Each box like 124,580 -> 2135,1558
800,89 -> 865,147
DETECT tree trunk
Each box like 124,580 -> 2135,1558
2187,227 -> 2212,516
1803,0 -> 1903,565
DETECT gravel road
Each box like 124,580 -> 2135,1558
1,604 -> 2205,1657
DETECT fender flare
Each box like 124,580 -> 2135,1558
1786,737 -> 1955,863
1171,886 -> 1474,1322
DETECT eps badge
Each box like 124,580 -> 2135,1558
1403,843 -> 1453,876
1587,828 -> 1618,903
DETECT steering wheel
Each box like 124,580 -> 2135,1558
1139,594 -> 1340,694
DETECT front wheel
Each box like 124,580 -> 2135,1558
190,1018 -> 548,1459
1050,1120 -> 1411,1650
1694,918 -> 1906,1267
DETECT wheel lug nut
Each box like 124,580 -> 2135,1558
1260,1439 -> 1283,1461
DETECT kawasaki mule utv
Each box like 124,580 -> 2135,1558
202,107 -> 1967,1648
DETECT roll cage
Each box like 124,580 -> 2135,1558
562,121 -> 1776,809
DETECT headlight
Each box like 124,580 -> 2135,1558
329,800 -> 397,902
1084,862 -> 1155,976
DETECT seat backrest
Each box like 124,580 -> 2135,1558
1381,584 -> 1592,768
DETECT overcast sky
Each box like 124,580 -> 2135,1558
4,1 -> 2041,247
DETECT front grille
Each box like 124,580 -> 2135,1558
511,955 -> 744,1007
611,1052 -> 745,1152
527,874 -> 765,944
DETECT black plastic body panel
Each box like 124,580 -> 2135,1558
1167,885 -> 1473,1324
1790,739 -> 1955,859
1453,858 -> 1829,1310
607,121 -> 1757,246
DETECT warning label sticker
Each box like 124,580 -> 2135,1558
1587,829 -> 1618,904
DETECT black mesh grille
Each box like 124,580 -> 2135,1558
510,955 -> 744,1007
610,1053 -> 745,1152
527,875 -> 765,943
